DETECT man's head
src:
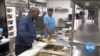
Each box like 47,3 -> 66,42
47,8 -> 53,16
29,7 -> 40,19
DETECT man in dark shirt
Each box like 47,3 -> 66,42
15,7 -> 40,55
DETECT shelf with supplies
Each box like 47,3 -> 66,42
8,30 -> 16,33
8,24 -> 15,27
7,12 -> 13,15
55,7 -> 68,13
8,31 -> 16,37
7,19 -> 13,21
8,26 -> 13,31
8,35 -> 16,38
6,7 -> 17,38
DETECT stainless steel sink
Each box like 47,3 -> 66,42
53,46 -> 64,52
43,44 -> 55,50
43,44 -> 70,53
36,52 -> 51,56
38,44 -> 70,56
53,46 -> 70,54
36,52 -> 63,56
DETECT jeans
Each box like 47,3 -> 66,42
15,45 -> 32,56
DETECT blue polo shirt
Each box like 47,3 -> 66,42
43,15 -> 56,36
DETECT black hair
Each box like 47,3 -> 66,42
47,8 -> 53,11
29,7 -> 39,14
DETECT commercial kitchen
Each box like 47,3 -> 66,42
0,0 -> 100,56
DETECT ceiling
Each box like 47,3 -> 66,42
72,0 -> 100,10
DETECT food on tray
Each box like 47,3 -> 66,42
42,38 -> 56,43
47,35 -> 52,41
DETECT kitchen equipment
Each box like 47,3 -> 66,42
0,28 -> 3,41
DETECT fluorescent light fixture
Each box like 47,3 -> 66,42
21,0 -> 28,2
35,0 -> 46,3
85,2 -> 90,6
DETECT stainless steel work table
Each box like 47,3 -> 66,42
19,33 -> 70,56
73,23 -> 100,46
72,23 -> 100,56
72,44 -> 100,56
50,34 -> 69,46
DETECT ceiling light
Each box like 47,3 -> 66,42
35,0 -> 46,3
21,0 -> 28,3
85,2 -> 90,6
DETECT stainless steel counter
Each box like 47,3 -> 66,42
19,33 -> 70,56
72,23 -> 100,56
73,23 -> 100,46
73,44 -> 100,56
51,34 -> 69,46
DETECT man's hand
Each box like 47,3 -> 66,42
45,24 -> 53,36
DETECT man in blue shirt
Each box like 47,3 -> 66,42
15,7 -> 40,55
43,8 -> 57,37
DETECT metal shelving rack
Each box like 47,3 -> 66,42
70,0 -> 100,56
5,0 -> 30,38
6,7 -> 17,38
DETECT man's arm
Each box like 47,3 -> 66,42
44,24 -> 52,36
43,16 -> 52,36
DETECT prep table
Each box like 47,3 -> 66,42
18,30 -> 71,56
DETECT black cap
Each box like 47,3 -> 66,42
47,8 -> 53,11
